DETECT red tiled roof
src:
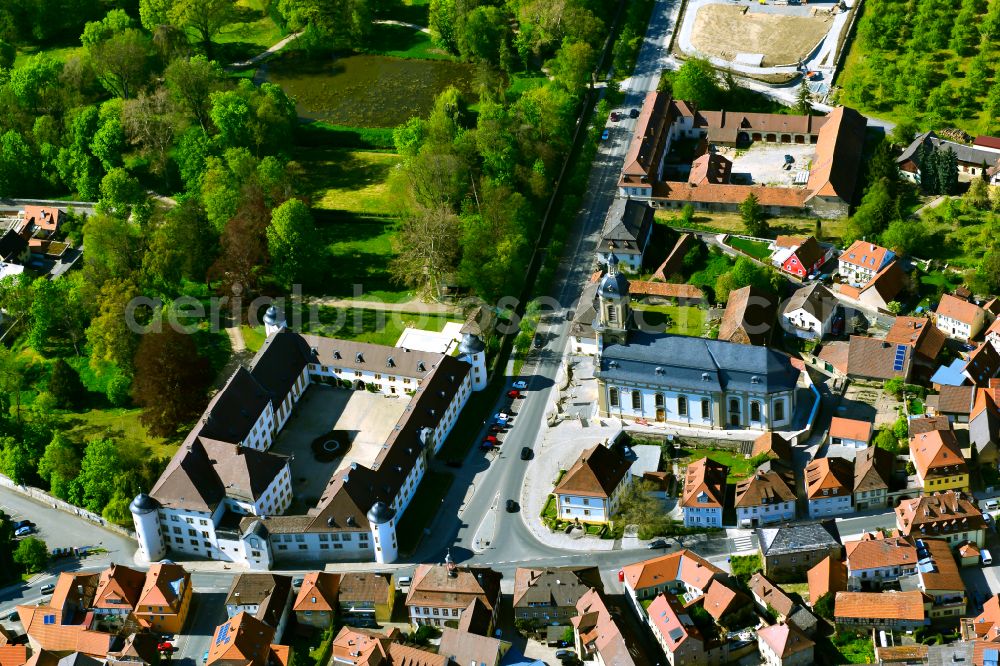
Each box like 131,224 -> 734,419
829,417 -> 872,443
936,294 -> 984,325
834,590 -> 925,621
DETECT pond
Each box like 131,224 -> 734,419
266,53 -> 476,128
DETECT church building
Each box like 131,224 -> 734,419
593,255 -> 800,430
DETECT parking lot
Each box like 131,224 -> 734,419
719,142 -> 816,187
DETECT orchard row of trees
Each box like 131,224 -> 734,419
842,0 -> 1000,131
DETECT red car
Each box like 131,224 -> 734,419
483,435 -> 499,445
157,643 -> 174,652
507,390 -> 522,399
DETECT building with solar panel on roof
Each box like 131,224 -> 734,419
593,254 -> 801,430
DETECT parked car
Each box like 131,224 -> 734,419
507,389 -> 522,399
13,520 -> 35,530
647,539 -> 668,550
40,583 -> 55,594
15,526 -> 35,537
983,549 -> 994,566
159,635 -> 175,642
494,412 -> 512,423
488,424 -> 506,433
512,381 -> 528,390
629,108 -> 640,118
506,500 -> 519,512
601,129 -> 609,141
292,577 -> 304,587
202,651 -> 210,663
157,643 -> 174,652
397,576 -> 412,588
555,650 -> 576,660
609,111 -> 620,122
483,435 -> 499,446
7,611 -> 19,621
520,447 -> 533,460
784,154 -> 795,164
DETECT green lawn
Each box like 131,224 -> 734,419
14,44 -> 84,67
242,308 -> 459,351
656,210 -> 844,243
508,72 -> 550,100
632,304 -> 706,337
296,148 -> 404,215
681,447 -> 753,482
60,408 -> 176,460
397,469 -> 454,553
365,23 -> 452,60
728,237 -> 772,260
315,213 -> 412,301
827,631 -> 876,664
212,0 -> 286,63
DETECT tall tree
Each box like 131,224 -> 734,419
795,80 -> 812,115
168,0 -> 235,57
38,433 -> 81,500
13,537 -> 48,573
739,192 -> 766,237
86,278 -> 141,374
123,89 -> 176,183
71,438 -> 124,514
267,198 -> 317,289
132,327 -> 212,436
671,58 -> 720,109
48,359 -> 86,409
165,55 -> 224,130
390,203 -> 461,296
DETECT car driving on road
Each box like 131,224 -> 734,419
512,381 -> 528,390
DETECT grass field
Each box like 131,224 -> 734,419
728,237 -> 772,260
397,469 -> 454,553
60,408 -> 176,460
296,148 -> 404,215
656,210 -> 844,243
314,213 -> 413,300
214,0 -> 285,62
680,447 -> 753,481
689,4 -> 833,66
267,53 -> 475,128
365,23 -> 452,60
14,44 -> 84,68
632,304 -> 707,337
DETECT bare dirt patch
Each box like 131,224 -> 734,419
690,4 -> 832,66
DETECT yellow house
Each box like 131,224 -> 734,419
910,429 -> 969,493
338,572 -> 394,625
135,563 -> 193,635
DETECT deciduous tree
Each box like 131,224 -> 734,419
48,359 -> 86,409
671,58 -> 720,109
267,198 -> 317,288
165,55 -> 224,130
168,0 -> 235,57
13,537 -> 48,573
86,278 -> 141,374
390,203 -> 461,296
132,326 -> 212,436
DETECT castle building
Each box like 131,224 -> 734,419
132,306 -> 487,569
593,255 -> 800,430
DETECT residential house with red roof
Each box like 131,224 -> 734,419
806,556 -> 847,607
909,429 -> 969,493
620,550 -> 724,615
572,588 -> 651,666
964,342 -> 1000,387
844,532 -> 917,591
717,285 -> 777,346
552,444 -> 633,524
292,572 -> 340,629
887,316 -> 946,363
645,593 -> 705,666
935,294 -> 987,343
895,491 -> 986,547
828,417 -> 873,449
680,458 -> 727,528
838,241 -> 895,287
805,457 -> 853,518
92,565 -> 146,624
987,317 -> 1000,353
134,563 -> 192,634
837,260 -> 907,311
405,560 -> 501,633
834,590 -> 928,630
206,612 -> 290,666
961,593 -> 1000,642
757,622 -> 814,666
970,380 -> 1000,467
698,578 -> 753,627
